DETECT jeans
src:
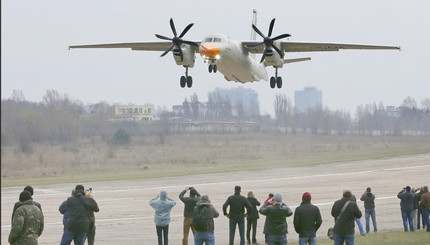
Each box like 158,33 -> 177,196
194,231 -> 215,245
364,208 -> 377,233
401,210 -> 414,232
334,233 -> 354,245
246,218 -> 258,243
229,217 -> 245,245
267,234 -> 287,245
298,236 -> 316,245
156,225 -> 169,245
423,208 -> 430,232
417,208 -> 423,229
355,218 -> 365,235
60,229 -> 87,245
183,217 -> 195,245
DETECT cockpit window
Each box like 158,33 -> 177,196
203,37 -> 224,43
213,38 -> 222,43
203,38 -> 213,43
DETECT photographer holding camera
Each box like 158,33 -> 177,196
397,186 -> 415,232
86,188 -> 97,245
179,186 -> 201,245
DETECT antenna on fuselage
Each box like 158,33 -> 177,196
251,9 -> 257,40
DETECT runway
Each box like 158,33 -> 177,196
2,153 -> 429,244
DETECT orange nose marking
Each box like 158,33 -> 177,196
200,44 -> 220,57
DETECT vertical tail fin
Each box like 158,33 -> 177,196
251,9 -> 257,40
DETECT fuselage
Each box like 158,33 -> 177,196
199,34 -> 269,83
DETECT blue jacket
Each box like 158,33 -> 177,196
149,190 -> 176,226
397,190 -> 415,212
59,200 -> 68,226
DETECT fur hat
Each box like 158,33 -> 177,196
273,192 -> 282,203
302,192 -> 311,201
19,190 -> 32,202
24,186 -> 34,196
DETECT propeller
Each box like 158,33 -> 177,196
155,18 -> 198,62
246,18 -> 291,63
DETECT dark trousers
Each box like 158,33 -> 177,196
229,217 -> 245,245
156,225 -> 169,245
87,223 -> 96,245
246,218 -> 258,243
60,229 -> 87,245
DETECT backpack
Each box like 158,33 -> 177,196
192,205 -> 209,232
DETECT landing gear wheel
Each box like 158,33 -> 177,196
180,76 -> 186,88
277,77 -> 282,88
186,76 -> 193,88
208,65 -> 213,73
270,77 -> 276,88
213,65 -> 217,73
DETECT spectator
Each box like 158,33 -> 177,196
419,185 -> 430,232
179,186 -> 200,245
412,188 -> 419,230
85,188 -> 97,245
149,189 -> 176,245
60,185 -> 99,245
415,187 -> 425,230
350,194 -> 365,236
360,187 -> 377,234
59,189 -> 75,229
331,190 -> 362,245
259,192 -> 293,245
246,191 -> 260,244
9,190 -> 44,245
263,193 -> 274,244
193,195 -> 219,245
11,185 -> 42,223
397,186 -> 415,232
293,192 -> 322,245
222,185 -> 252,245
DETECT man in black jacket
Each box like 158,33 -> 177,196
294,192 -> 322,245
331,190 -> 362,245
397,186 -> 415,232
60,185 -> 99,245
179,186 -> 201,245
246,191 -> 260,244
360,187 -> 377,233
259,192 -> 293,245
223,185 -> 252,245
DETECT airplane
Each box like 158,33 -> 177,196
69,10 -> 400,89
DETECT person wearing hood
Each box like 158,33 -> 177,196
397,186 -> 415,232
259,192 -> 293,245
60,184 -> 99,245
293,192 -> 322,245
360,187 -> 377,234
193,195 -> 219,245
150,189 -> 176,245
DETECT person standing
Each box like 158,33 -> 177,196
246,191 -> 260,244
360,187 -> 377,234
9,190 -> 44,245
263,193 -> 274,244
397,186 -> 415,232
293,192 -> 322,245
259,193 -> 293,245
350,194 -> 365,236
60,185 -> 99,245
179,186 -> 201,245
85,188 -> 97,245
414,187 -> 424,230
150,189 -> 176,245
11,186 -> 42,223
331,190 -> 362,245
223,185 -> 252,245
419,185 -> 430,232
193,195 -> 219,245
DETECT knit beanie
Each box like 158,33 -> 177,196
273,193 -> 282,203
19,190 -> 32,202
302,192 -> 311,201
201,195 -> 209,202
24,186 -> 34,196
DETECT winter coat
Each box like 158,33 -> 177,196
420,191 -> 430,209
12,200 -> 42,223
331,197 -> 362,235
397,190 -> 415,212
9,200 -> 44,245
65,192 -> 99,232
360,192 -> 376,209
246,197 -> 260,220
59,200 -> 68,226
179,189 -> 200,218
259,202 -> 293,235
293,200 -> 322,238
194,200 -> 219,233
149,190 -> 176,227
223,192 -> 252,219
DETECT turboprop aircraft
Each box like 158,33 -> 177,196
69,10 -> 400,89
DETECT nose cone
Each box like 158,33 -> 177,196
200,44 -> 220,58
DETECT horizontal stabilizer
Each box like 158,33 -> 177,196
284,57 -> 311,64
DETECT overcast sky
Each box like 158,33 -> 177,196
2,1 -> 429,117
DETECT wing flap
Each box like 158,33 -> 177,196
282,42 -> 400,52
283,57 -> 311,64
69,41 -> 201,52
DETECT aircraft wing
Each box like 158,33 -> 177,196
243,41 -> 400,53
69,41 -> 201,52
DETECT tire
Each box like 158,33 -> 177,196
277,76 -> 282,88
270,77 -> 276,88
187,76 -> 193,88
213,65 -> 217,73
180,76 -> 186,88
208,65 -> 212,73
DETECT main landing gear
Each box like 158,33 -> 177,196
180,66 -> 193,88
270,67 -> 282,89
208,64 -> 217,73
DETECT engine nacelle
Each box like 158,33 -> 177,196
173,45 -> 196,68
263,42 -> 284,68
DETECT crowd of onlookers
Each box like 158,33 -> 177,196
7,184 -> 430,245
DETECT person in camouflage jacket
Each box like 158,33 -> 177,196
8,191 -> 44,245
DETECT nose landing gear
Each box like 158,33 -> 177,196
270,67 -> 282,89
208,64 -> 217,73
180,66 -> 193,88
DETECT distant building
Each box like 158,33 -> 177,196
294,87 -> 322,113
209,87 -> 260,116
114,105 -> 154,120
